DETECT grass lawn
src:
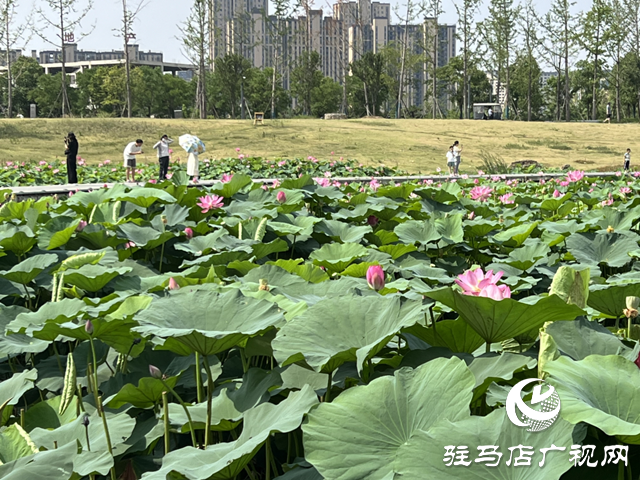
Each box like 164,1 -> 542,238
0,117 -> 637,173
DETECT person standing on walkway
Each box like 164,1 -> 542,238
187,151 -> 199,183
624,148 -> 631,171
64,132 -> 79,184
446,145 -> 456,175
453,141 -> 463,175
153,135 -> 173,180
604,102 -> 612,123
123,139 -> 144,183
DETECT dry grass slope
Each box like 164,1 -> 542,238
0,118 -> 638,173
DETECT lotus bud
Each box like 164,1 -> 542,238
76,220 -> 88,232
85,320 -> 94,335
81,414 -> 90,427
132,337 -> 141,345
168,277 -> 180,290
276,191 -> 287,203
149,365 -> 162,379
367,215 -> 379,227
259,279 -> 270,291
366,265 -> 385,291
607,225 -> 614,233
624,296 -> 640,318
184,227 -> 194,239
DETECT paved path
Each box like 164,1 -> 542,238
4,172 -> 624,199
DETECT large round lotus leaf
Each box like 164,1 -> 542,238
467,353 -> 537,402
400,409 -> 575,479
308,243 -> 369,273
0,254 -> 57,286
404,319 -> 484,354
0,370 -> 38,413
141,385 -> 318,480
394,220 -> 441,246
0,424 -> 38,464
545,318 -> 630,360
63,264 -> 132,292
273,294 -> 425,374
111,187 -> 177,208
166,389 -> 243,433
566,232 -> 638,268
316,219 -> 372,244
0,307 -> 50,356
37,217 -> 82,250
492,221 -> 539,247
134,289 -> 285,356
546,355 -> 640,443
427,288 -> 584,344
0,224 -> 36,257
587,282 -> 640,317
302,357 -> 475,480
0,440 -> 76,480
506,240 -> 550,271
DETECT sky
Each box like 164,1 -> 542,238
13,0 -> 590,64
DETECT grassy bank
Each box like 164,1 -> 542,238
0,117 -> 637,173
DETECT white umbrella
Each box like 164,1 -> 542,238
179,134 -> 206,154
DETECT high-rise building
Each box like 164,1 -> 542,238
209,0 -> 456,110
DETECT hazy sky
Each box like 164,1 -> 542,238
14,0 -> 590,63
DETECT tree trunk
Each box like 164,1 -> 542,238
527,53 -> 532,122
432,16 -> 438,119
616,57 -> 621,122
5,11 -> 12,118
462,16 -> 468,120
591,24 -> 600,121
564,21 -> 570,121
59,0 -> 68,117
396,5 -> 410,119
123,0 -> 132,118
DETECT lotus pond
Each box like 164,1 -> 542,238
2,170 -> 640,479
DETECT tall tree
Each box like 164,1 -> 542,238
350,52 -> 388,116
1,0 -> 31,117
424,0 -> 443,118
395,0 -> 414,118
519,0 -> 539,121
182,0 -> 210,118
36,0 -> 93,117
453,0 -> 481,119
579,0 -> 612,120
268,0 -> 296,119
623,0 -> 640,116
607,0 -> 626,121
290,50 -> 322,115
118,0 -> 145,118
547,0 -> 577,121
213,53 -> 251,118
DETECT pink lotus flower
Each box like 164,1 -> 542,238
125,241 -> 136,249
197,195 -> 224,213
324,171 -> 332,178
559,181 -> 569,187
166,173 -> 173,179
477,170 -> 485,175
221,174 -> 233,183
468,211 -> 475,220
76,220 -> 87,232
168,278 -> 180,290
366,265 -> 385,291
456,268 -> 511,300
369,179 -> 381,191
314,177 -> 331,187
278,160 -> 286,167
566,170 -> 585,183
602,198 -> 614,206
553,189 -> 561,198
272,179 -> 281,188
39,161 -> 47,166
184,227 -> 194,239
238,154 -> 245,160
469,186 -> 493,202
53,169 -> 60,174
236,148 -> 241,152
276,191 -> 286,203
149,179 -> 157,184
621,187 -> 632,194
499,193 -> 514,204
104,159 -> 111,165
616,171 -> 622,177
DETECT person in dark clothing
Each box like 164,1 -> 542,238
65,132 -> 79,184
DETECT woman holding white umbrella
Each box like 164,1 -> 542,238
179,134 -> 205,183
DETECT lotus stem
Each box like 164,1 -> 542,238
163,391 -> 170,454
486,342 -> 491,354
97,396 -> 116,480
88,337 -> 100,407
161,379 -> 198,448
617,460 -> 623,480
159,241 -> 165,273
325,371 -> 332,403
202,355 -> 215,446
195,352 -> 204,404
76,383 -> 85,413
52,342 -> 63,373
265,436 -> 271,480
239,348 -> 249,373
22,283 -> 32,310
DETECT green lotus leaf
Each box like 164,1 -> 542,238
401,409 -> 575,480
7,298 -> 87,339
0,424 -> 38,464
0,306 -> 50,356
404,319 -> 484,354
308,242 -> 369,273
166,389 -> 243,433
567,232 -> 637,267
427,288 -> 584,345
436,214 -> 464,244
209,174 -> 253,197
468,353 -> 537,402
273,295 -> 425,374
108,376 -> 179,409
303,357 -> 474,480
252,238 -> 289,260
142,385 -> 318,480
0,370 -> 38,419
0,439 -> 75,480
587,282 -> 640,317
63,264 -> 132,292
492,221 -> 539,247
316,219 -> 372,244
464,219 -> 501,238
545,318 -> 629,360
281,175 -> 314,189
0,200 -> 36,221
546,355 -> 640,443
394,220 -> 441,246
37,216 -> 82,250
506,240 -> 550,271
0,254 -> 57,286
416,182 -> 462,203
376,183 -> 417,199
549,265 -> 590,308
163,203 -> 190,226
538,193 -> 572,211
23,395 -> 78,432
134,289 -> 285,356
118,223 -> 173,249
58,251 -> 106,272
112,187 -> 177,208
594,204 -> 640,230
268,260 -> 329,283
274,465 -> 323,480
378,243 -> 417,260
0,224 -> 36,257
173,229 -> 231,256
394,259 -> 453,284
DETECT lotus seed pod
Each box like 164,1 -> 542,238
259,279 -> 270,291
607,225 -> 614,233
